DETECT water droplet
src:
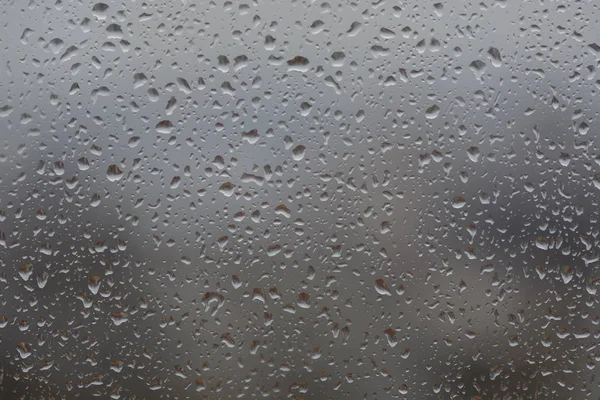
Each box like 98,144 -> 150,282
451,196 -> 466,209
88,276 -> 101,295
425,104 -> 440,119
106,165 -> 123,182
375,279 -> 392,296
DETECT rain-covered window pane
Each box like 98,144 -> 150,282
1,0 -> 599,399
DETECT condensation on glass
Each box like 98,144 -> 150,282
0,0 -> 599,399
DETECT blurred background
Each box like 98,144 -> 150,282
0,0 -> 599,399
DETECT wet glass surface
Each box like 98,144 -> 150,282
0,1 -> 599,399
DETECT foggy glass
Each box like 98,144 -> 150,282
0,0 -> 599,399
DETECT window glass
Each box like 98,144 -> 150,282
1,1 -> 599,398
